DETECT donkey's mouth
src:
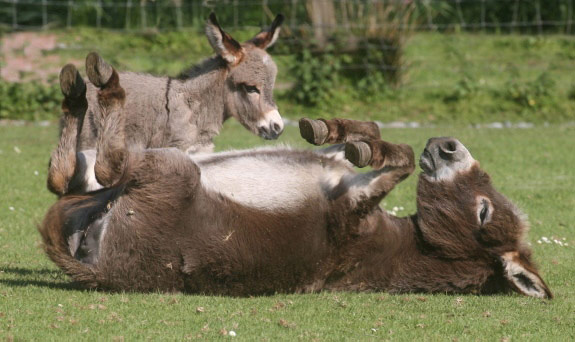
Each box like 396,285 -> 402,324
419,148 -> 435,175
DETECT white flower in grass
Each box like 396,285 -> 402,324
229,331 -> 236,337
13,146 -> 21,154
34,170 -> 39,176
9,206 -> 14,211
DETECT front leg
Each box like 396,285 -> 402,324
47,64 -> 87,196
331,140 -> 415,209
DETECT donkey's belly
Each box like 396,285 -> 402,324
191,149 -> 349,211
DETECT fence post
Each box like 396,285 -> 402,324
12,0 -> 17,30
567,0 -> 573,34
512,0 -> 519,33
67,0 -> 72,29
455,0 -> 465,29
424,0 -> 436,31
140,0 -> 147,30
233,0 -> 238,29
174,0 -> 183,30
42,0 -> 48,29
96,0 -> 102,29
126,0 -> 132,30
481,0 -> 486,31
535,0 -> 543,34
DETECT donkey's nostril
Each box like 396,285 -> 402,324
440,140 -> 457,154
272,123 -> 281,133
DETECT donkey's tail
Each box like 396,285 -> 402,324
38,196 -> 100,288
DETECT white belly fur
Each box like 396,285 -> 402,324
192,148 -> 349,211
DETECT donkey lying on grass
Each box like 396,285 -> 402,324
48,13 -> 284,196
40,67 -> 552,298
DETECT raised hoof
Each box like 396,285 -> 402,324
86,52 -> 113,88
299,118 -> 329,146
59,64 -> 86,98
345,141 -> 372,168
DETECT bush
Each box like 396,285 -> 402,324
505,72 -> 556,108
0,81 -> 61,121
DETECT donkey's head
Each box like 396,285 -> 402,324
417,137 -> 552,298
206,13 -> 284,140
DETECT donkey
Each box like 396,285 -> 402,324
39,67 -> 552,298
48,13 -> 285,196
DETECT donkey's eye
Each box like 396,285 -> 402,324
242,84 -> 260,94
478,197 -> 492,226
479,206 -> 488,225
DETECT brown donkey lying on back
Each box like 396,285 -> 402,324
40,66 -> 552,298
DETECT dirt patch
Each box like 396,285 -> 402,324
1,32 -> 76,83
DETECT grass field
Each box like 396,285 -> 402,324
3,30 -> 575,122
1,121 -> 574,340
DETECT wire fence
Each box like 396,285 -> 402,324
1,0 -> 574,33
2,0 -> 575,91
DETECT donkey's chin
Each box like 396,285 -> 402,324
419,149 -> 435,176
258,128 -> 281,140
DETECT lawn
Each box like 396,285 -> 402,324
1,121 -> 574,340
3,30 -> 575,123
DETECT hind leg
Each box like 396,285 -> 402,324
47,64 -> 88,196
300,117 -> 381,164
87,60 -> 201,194
299,118 -> 381,146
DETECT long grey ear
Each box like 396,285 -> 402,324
205,12 -> 243,65
248,14 -> 284,49
501,252 -> 552,299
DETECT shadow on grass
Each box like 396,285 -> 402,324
0,278 -> 81,291
1,266 -> 83,291
1,266 -> 59,276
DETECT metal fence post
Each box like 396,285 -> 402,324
42,0 -> 48,29
67,0 -> 72,29
126,0 -> 132,30
12,0 -> 18,30
96,0 -> 102,28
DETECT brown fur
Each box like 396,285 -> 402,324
40,76 -> 551,298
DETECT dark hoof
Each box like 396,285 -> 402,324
59,64 -> 86,98
345,141 -> 372,168
86,52 -> 113,88
299,118 -> 329,146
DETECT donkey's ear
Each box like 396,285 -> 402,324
206,12 -> 243,65
501,252 -> 552,299
248,14 -> 284,49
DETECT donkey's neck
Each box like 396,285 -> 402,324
178,56 -> 228,93
170,57 -> 229,152
345,214 -> 497,294
324,213 -> 495,294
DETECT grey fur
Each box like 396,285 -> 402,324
51,14 -> 284,196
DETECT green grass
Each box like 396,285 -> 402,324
1,121 -> 574,340
3,30 -> 575,122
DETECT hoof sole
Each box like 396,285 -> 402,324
345,141 -> 372,168
59,64 -> 86,98
299,118 -> 329,146
86,52 -> 113,88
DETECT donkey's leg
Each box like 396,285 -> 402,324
47,64 -> 88,196
299,118 -> 381,146
88,64 -> 201,194
85,52 -> 114,88
86,64 -> 128,188
330,140 -> 415,209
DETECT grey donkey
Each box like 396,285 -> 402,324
49,13 -> 285,196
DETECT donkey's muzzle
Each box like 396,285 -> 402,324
258,110 -> 284,140
420,137 -> 474,179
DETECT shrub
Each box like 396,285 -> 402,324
0,81 -> 61,121
505,72 -> 556,108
